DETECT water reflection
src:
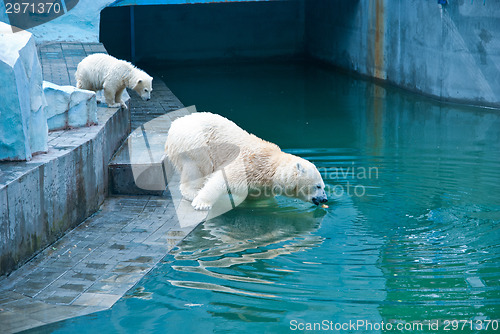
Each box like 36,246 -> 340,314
169,199 -> 326,298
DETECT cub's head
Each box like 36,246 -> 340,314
279,157 -> 328,206
133,74 -> 153,101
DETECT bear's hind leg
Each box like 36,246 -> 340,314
76,79 -> 94,91
191,159 -> 248,211
103,84 -> 120,108
179,161 -> 205,201
191,173 -> 225,211
191,168 -> 243,211
115,87 -> 127,109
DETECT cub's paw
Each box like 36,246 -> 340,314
108,102 -> 121,108
191,197 -> 212,211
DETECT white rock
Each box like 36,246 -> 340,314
0,22 -> 48,161
43,81 -> 97,131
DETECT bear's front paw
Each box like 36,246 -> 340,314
191,197 -> 212,211
108,102 -> 121,108
119,101 -> 128,109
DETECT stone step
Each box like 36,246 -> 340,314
108,105 -> 196,195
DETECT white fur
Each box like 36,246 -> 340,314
75,53 -> 153,108
165,112 -> 327,211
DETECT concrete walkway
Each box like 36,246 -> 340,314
38,42 -> 107,86
0,44 -> 205,333
0,195 -> 205,333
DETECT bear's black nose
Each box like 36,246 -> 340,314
312,196 -> 328,205
312,196 -> 327,205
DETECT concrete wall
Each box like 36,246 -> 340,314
100,0 -> 500,107
100,0 -> 305,62
0,107 -> 130,276
7,1 -> 269,43
305,0 -> 500,107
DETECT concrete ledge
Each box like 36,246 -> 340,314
109,78 -> 186,195
0,106 -> 130,276
109,107 -> 196,195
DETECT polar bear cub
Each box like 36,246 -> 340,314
165,112 -> 328,211
75,53 -> 153,108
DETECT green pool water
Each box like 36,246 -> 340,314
37,62 -> 499,333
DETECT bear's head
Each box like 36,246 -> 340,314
276,156 -> 328,206
133,75 -> 153,101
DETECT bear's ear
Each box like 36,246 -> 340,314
296,162 -> 305,174
137,79 -> 142,84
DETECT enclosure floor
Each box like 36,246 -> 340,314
38,42 -> 107,86
0,43 -> 204,333
0,195 -> 206,333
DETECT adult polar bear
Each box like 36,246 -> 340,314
75,53 -> 153,108
165,112 -> 328,211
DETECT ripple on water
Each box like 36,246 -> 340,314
158,144 -> 500,326
38,61 -> 500,334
